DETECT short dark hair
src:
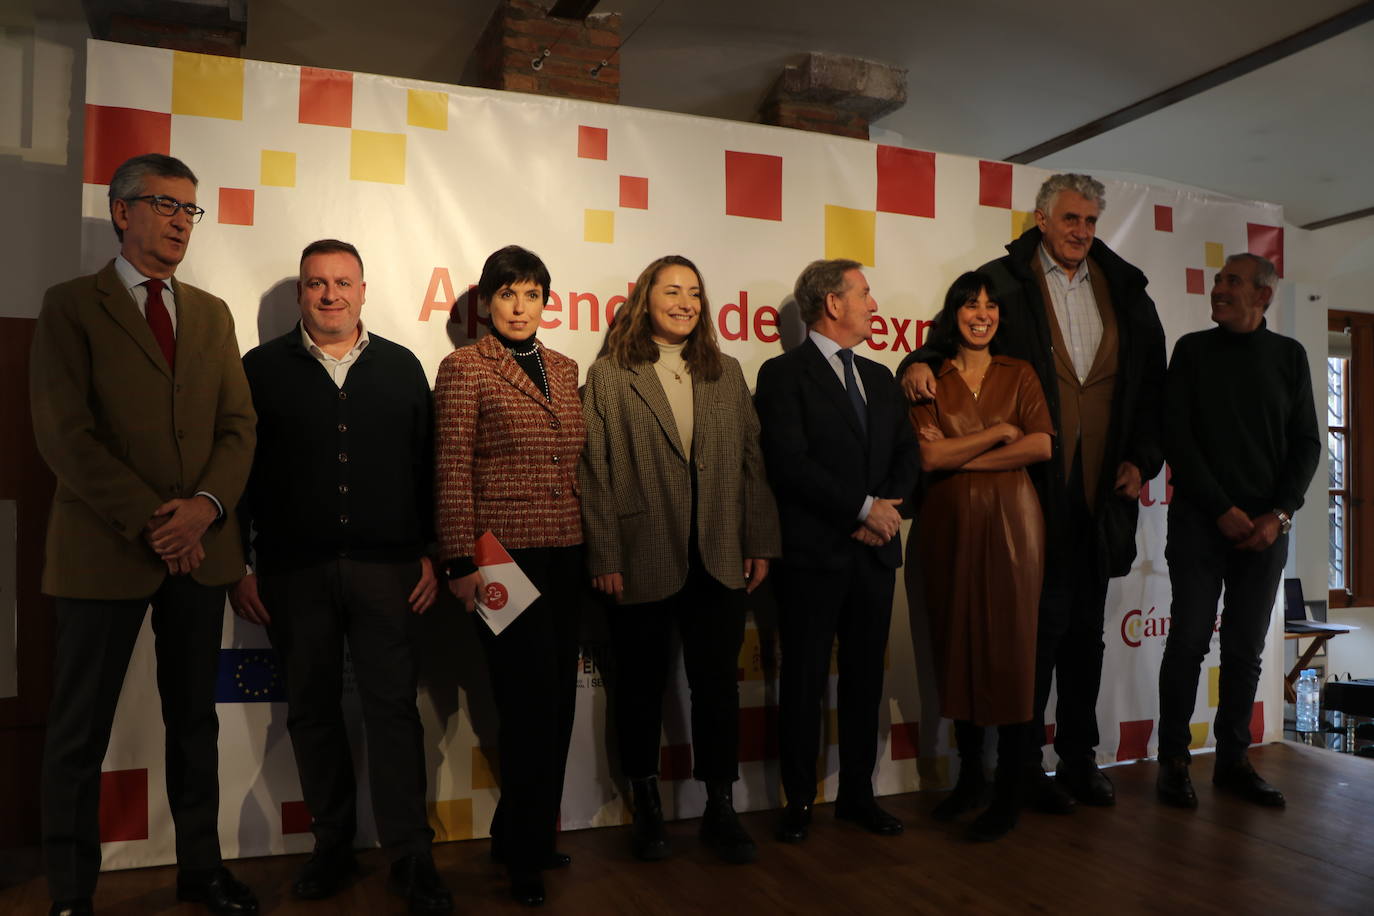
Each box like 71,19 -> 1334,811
925,271 -> 1002,359
794,258 -> 862,325
477,245 -> 551,304
108,153 -> 198,241
300,238 -> 364,277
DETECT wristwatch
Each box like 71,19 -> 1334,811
1273,510 -> 1292,534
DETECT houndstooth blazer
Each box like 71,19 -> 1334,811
435,333 -> 585,562
578,352 -> 781,605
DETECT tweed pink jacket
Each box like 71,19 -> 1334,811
435,333 -> 586,562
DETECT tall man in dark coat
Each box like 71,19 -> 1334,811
901,174 -> 1166,811
1155,253 -> 1319,809
31,154 -> 258,916
228,240 -> 450,913
756,259 -> 921,843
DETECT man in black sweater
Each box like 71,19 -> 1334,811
229,240 -> 450,912
1156,253 -> 1320,810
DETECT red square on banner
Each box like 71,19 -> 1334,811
299,67 -> 353,127
99,768 -> 148,843
1247,223 -> 1284,278
978,160 -> 1013,209
1154,205 -> 1174,232
876,145 -> 936,217
218,188 -> 254,226
660,743 -> 692,781
577,125 -> 608,160
1186,267 -> 1206,294
890,721 -> 920,760
1116,719 -> 1155,761
619,175 -> 648,209
1249,701 -> 1265,744
724,151 -> 783,221
83,105 -> 172,186
1043,723 -> 1056,747
738,705 -> 778,762
281,800 -> 312,834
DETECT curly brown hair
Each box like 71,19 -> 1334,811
605,255 -> 722,382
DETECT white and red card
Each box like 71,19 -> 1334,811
473,530 -> 540,635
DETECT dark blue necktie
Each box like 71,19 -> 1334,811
837,348 -> 867,433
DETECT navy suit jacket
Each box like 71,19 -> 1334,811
754,337 -> 920,570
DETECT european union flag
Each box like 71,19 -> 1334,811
215,648 -> 286,702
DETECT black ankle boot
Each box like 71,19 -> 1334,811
700,781 -> 757,865
932,763 -> 987,822
628,776 -> 670,861
968,752 -> 1023,842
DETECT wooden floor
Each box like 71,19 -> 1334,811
3,742 -> 1372,914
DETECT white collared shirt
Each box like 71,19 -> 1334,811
302,321 -> 370,388
1038,244 -> 1102,383
114,253 -> 178,333
808,329 -> 874,522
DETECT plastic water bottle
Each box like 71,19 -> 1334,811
1295,669 -> 1320,734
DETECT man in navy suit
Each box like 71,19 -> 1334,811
754,259 -> 920,843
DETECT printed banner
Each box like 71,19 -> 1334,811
79,39 -> 1287,869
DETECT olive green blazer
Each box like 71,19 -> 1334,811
579,352 -> 781,605
30,260 -> 256,599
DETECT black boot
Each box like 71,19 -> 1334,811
933,721 -> 987,822
968,723 -> 1026,842
628,776 -> 670,861
700,780 -> 757,865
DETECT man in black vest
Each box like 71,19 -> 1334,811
229,240 -> 450,912
901,175 -> 1166,812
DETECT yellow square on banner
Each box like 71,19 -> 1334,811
350,130 -> 406,184
824,205 -> 875,265
1205,241 -> 1225,269
1207,666 -> 1221,707
407,89 -> 448,130
171,51 -> 244,120
471,746 -> 499,790
584,209 -> 614,244
260,150 -> 296,188
738,626 -> 763,680
1189,722 -> 1209,749
427,799 -> 473,842
1011,209 -> 1036,239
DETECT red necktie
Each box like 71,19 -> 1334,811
144,278 -> 175,370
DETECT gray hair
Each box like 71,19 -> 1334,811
794,258 -> 862,326
1034,173 -> 1106,216
1225,252 -> 1278,295
108,153 -> 198,241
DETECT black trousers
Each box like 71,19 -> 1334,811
1031,476 -> 1110,768
43,576 -> 226,901
1157,499 -> 1288,763
608,559 -> 746,783
476,545 -> 583,872
776,543 -> 895,806
260,558 -> 433,857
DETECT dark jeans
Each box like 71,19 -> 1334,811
43,576 -> 226,901
776,543 -> 895,806
261,558 -> 433,857
1157,499 -> 1288,763
1031,481 -> 1110,768
608,560 -> 746,783
476,545 -> 583,872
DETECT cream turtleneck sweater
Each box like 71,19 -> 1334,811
652,339 -> 693,455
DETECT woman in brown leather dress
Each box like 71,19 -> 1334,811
911,271 -> 1053,841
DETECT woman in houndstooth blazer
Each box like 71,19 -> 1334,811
434,246 -> 586,907
579,255 -> 781,866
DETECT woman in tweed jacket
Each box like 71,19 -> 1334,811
434,246 -> 586,907
578,255 -> 781,866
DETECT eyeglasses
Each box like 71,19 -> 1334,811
126,195 -> 206,223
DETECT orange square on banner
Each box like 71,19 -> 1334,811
890,721 -> 919,760
578,125 -> 608,160
99,768 -> 148,843
1186,267 -> 1206,295
1247,223 -> 1284,278
218,188 -> 254,226
1116,719 -> 1154,761
299,67 -> 353,127
281,800 -> 312,834
1249,701 -> 1265,744
83,105 -> 171,185
876,145 -> 935,217
724,150 -> 782,221
978,160 -> 1012,209
619,175 -> 648,209
1154,205 -> 1174,232
738,705 -> 777,762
